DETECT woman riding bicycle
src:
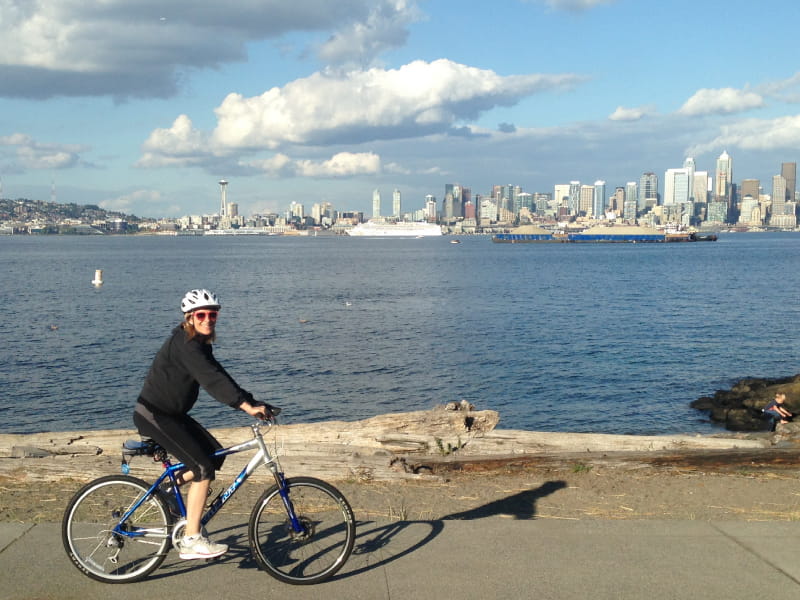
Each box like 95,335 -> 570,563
133,288 -> 271,560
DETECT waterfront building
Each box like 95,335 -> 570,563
463,200 -> 476,220
623,198 -> 637,222
707,201 -> 728,223
623,181 -> 636,208
392,189 -> 401,217
612,187 -> 625,215
639,172 -> 659,211
533,192 -> 551,216
514,192 -> 534,214
443,184 -> 463,220
554,184 -> 570,214
593,181 -> 606,218
664,168 -> 690,205
425,195 -> 437,221
568,181 -> 581,216
372,189 -> 381,218
478,196 -> 497,225
738,195 -> 761,226
289,201 -> 304,220
579,185 -> 594,216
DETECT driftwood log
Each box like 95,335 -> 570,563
0,406 -> 774,486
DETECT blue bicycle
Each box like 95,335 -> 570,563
61,411 -> 356,585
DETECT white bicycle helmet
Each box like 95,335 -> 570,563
180,289 -> 221,313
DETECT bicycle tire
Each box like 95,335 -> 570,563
248,476 -> 356,584
62,474 -> 171,583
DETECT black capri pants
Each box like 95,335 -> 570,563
133,401 -> 224,482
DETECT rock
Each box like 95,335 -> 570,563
691,375 -> 800,433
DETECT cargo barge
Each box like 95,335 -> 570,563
493,225 -> 717,244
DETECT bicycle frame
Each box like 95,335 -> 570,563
115,420 -> 305,541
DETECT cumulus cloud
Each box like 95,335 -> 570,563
608,105 -> 656,121
687,114 -> 800,156
136,115 -> 214,168
0,0 -> 418,98
678,87 -> 764,116
0,133 -> 86,169
209,59 -> 586,150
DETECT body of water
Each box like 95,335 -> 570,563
2,233 -> 799,435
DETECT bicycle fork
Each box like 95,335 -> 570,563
254,431 -> 306,535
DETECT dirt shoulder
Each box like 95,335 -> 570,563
4,447 -> 800,524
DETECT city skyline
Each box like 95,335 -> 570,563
2,1 -> 800,218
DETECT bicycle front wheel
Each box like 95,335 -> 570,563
248,476 -> 355,584
62,475 -> 170,583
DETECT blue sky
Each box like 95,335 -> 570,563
1,0 -> 799,218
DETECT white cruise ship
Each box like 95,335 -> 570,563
347,219 -> 443,237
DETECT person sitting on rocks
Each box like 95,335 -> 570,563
763,392 -> 793,431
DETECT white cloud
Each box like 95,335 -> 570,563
100,189 -> 163,213
317,0 -> 421,68
687,114 -> 800,156
608,105 -> 656,121
210,59 -> 586,150
758,71 -> 800,103
537,0 -> 616,11
0,0 -> 419,98
136,115 -> 213,168
678,87 -> 764,116
245,151 -> 381,178
296,152 -> 381,177
0,133 -> 86,169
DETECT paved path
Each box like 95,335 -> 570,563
3,518 -> 800,599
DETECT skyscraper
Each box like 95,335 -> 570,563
715,151 -> 733,204
425,195 -> 437,221
638,172 -> 658,210
781,162 -> 796,202
771,175 -> 787,225
693,171 -> 709,204
593,181 -> 606,218
392,189 -> 401,217
683,157 -> 696,201
568,181 -> 581,215
372,189 -> 381,218
664,168 -> 690,205
740,179 -> 760,203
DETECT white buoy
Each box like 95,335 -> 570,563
92,269 -> 104,286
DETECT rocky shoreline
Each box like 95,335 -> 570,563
690,374 -> 800,433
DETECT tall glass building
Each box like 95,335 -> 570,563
638,172 -> 658,210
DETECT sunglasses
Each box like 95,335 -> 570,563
193,310 -> 218,322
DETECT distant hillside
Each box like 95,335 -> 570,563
0,198 -> 147,224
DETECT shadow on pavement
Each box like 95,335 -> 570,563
142,480 -> 568,583
441,480 -> 568,520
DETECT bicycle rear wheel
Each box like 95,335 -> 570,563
62,475 -> 171,583
248,476 -> 355,584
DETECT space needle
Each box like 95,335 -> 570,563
218,179 -> 228,218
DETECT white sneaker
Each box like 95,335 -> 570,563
178,534 -> 228,560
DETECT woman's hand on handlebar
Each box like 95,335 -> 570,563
241,400 -> 280,421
